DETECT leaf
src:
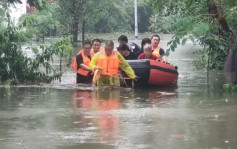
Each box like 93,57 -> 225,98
170,45 -> 175,52
189,35 -> 195,43
192,22 -> 209,37
182,38 -> 187,45
173,42 -> 177,48
167,40 -> 172,45
176,38 -> 180,44
0,10 -> 5,17
230,6 -> 237,11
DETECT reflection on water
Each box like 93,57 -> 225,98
70,87 -> 180,148
1,82 -> 237,148
1,34 -> 237,149
72,89 -> 120,144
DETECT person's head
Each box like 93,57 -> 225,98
92,39 -> 101,52
143,43 -> 152,58
151,35 -> 160,48
118,35 -> 128,46
117,44 -> 130,56
83,40 -> 92,56
104,40 -> 114,56
141,38 -> 151,51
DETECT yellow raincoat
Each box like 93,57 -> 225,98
89,52 -> 136,88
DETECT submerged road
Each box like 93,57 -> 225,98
0,34 -> 237,149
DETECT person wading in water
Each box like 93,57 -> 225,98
89,40 -> 136,88
72,40 -> 93,84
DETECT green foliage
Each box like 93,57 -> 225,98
53,0 -> 112,42
150,13 -> 180,33
1,0 -> 47,10
52,0 -> 153,37
149,0 -> 187,33
20,2 -> 60,41
92,1 -> 133,33
151,0 -> 237,70
193,48 -> 209,70
223,84 -> 237,93
92,0 -> 153,33
0,16 -> 73,84
53,36 -> 74,58
166,18 -> 211,54
165,18 -> 229,70
137,1 -> 153,33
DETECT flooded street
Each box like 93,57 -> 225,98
1,34 -> 237,149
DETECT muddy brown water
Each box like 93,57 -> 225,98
1,34 -> 237,149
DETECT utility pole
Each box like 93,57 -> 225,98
134,0 -> 138,40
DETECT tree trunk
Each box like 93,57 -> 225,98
59,55 -> 62,83
82,21 -> 85,44
71,0 -> 78,43
224,32 -> 237,84
72,21 -> 78,43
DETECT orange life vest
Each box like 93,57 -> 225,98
152,45 -> 162,58
72,51 -> 90,76
71,50 -> 82,72
96,49 -> 120,76
77,50 -> 83,55
90,47 -> 103,57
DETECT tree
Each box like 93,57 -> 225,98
150,0 -> 237,69
91,0 -> 153,33
20,2 -> 60,42
92,1 -> 133,33
55,0 -> 110,43
0,0 -> 73,85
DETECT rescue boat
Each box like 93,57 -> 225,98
127,59 -> 178,86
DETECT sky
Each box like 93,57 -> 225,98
9,0 -> 27,24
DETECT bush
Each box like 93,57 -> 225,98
0,19 -> 73,85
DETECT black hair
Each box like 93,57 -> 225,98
118,35 -> 128,43
92,39 -> 101,44
83,40 -> 92,47
117,44 -> 130,51
105,40 -> 114,47
141,38 -> 151,51
151,35 -> 160,41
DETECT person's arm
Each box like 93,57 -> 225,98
118,53 -> 136,79
89,52 -> 99,72
76,54 -> 83,70
76,54 -> 92,72
159,48 -> 165,56
80,64 -> 91,72
159,48 -> 167,62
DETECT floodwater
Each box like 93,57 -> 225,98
1,34 -> 237,149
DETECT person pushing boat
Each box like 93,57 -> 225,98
72,40 -> 93,84
89,40 -> 136,88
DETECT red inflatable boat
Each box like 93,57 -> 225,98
127,59 -> 178,86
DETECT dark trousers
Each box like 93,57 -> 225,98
76,73 -> 92,84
